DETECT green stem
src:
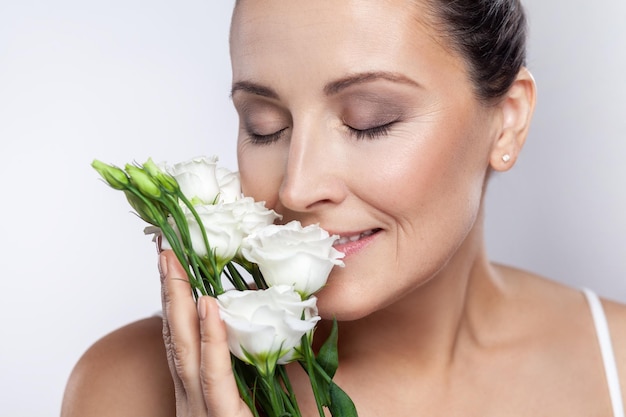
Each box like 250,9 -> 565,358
158,217 -> 207,297
277,365 -> 302,417
301,341 -> 326,417
125,186 -> 207,297
178,192 -> 214,265
250,263 -> 268,290
196,254 -> 222,295
264,374 -> 284,417
226,262 -> 251,291
233,358 -> 261,417
159,193 -> 221,297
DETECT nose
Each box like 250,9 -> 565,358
278,123 -> 347,214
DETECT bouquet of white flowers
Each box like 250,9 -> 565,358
92,155 -> 357,417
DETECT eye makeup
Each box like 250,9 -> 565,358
234,95 -> 290,145
340,92 -> 406,140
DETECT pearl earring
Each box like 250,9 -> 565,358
502,154 -> 511,163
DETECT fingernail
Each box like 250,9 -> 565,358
155,234 -> 163,254
198,297 -> 208,321
159,253 -> 168,281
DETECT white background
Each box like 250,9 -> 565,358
0,1 -> 624,415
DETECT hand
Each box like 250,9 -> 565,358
159,250 -> 253,417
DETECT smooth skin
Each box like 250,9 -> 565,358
62,0 -> 626,416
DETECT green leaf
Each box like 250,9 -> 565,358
329,382 -> 358,417
316,318 -> 339,378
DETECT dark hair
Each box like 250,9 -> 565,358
425,0 -> 527,101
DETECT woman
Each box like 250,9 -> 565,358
62,0 -> 626,415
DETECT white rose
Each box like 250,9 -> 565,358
216,167 -> 242,203
241,221 -> 345,297
217,285 -> 320,374
224,197 -> 282,235
167,203 -> 245,264
167,156 -> 220,205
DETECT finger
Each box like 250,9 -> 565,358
159,255 -> 186,407
198,296 -> 251,417
160,312 -> 182,387
160,251 -> 207,414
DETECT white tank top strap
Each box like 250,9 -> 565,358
582,288 -> 624,417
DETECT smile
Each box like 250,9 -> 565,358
333,229 -> 380,246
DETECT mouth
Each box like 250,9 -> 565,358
333,228 -> 381,245
332,228 -> 382,256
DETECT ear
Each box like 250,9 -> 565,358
489,67 -> 536,172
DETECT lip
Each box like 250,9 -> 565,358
331,228 -> 382,257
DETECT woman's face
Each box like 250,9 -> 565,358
230,0 -> 501,320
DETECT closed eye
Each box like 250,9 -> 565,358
246,127 -> 288,145
346,121 -> 396,140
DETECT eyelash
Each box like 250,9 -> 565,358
246,120 -> 397,144
246,127 -> 288,145
347,121 -> 396,140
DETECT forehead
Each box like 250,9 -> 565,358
229,0 -> 462,88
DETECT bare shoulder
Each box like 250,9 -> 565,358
493,265 -> 625,412
495,263 -> 590,317
502,265 -> 626,405
61,317 -> 175,417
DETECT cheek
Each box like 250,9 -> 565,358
389,111 -> 491,206
354,111 -> 491,254
237,142 -> 285,208
349,132 -> 479,213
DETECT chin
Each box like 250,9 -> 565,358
314,284 -> 391,322
313,263 -> 440,321
317,303 -> 373,322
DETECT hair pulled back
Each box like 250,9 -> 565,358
425,0 -> 527,101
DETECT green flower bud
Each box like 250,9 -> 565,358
124,191 -> 165,226
141,158 -> 161,177
143,158 -> 179,194
125,164 -> 162,199
157,173 -> 179,194
92,160 -> 129,190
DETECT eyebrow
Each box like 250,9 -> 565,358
323,71 -> 421,95
230,81 -> 279,99
230,71 -> 420,100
